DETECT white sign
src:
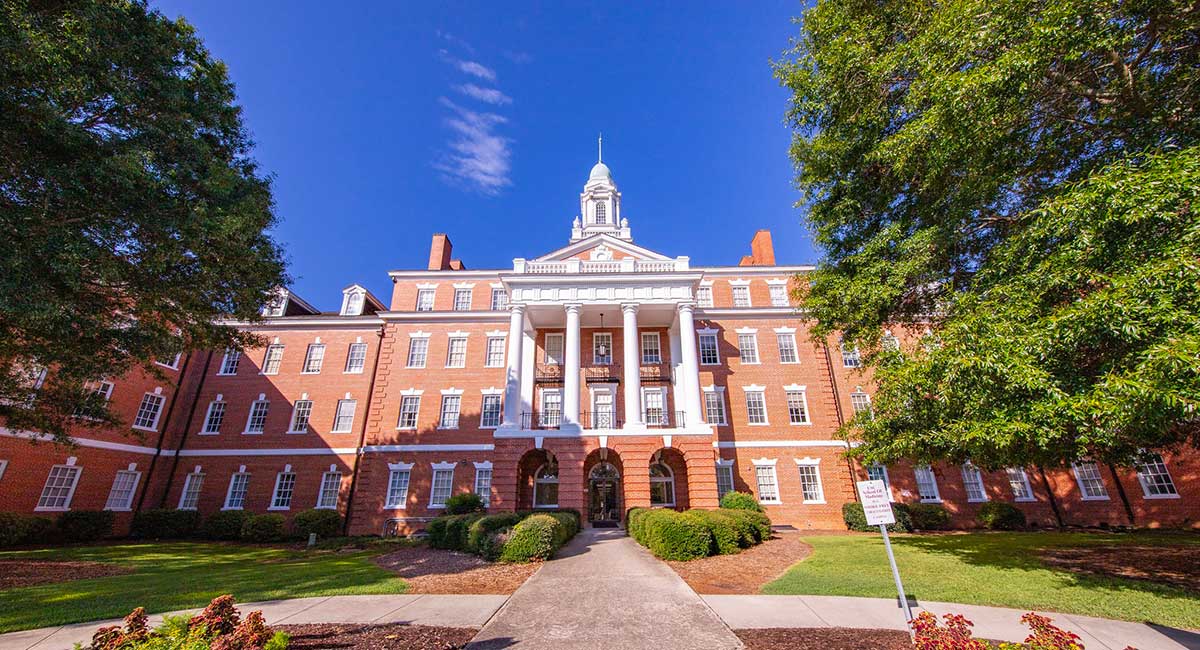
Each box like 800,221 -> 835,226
857,479 -> 896,526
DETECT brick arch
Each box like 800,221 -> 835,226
516,448 -> 555,510
649,447 -> 689,510
583,448 -> 624,522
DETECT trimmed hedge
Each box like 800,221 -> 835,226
544,511 -> 579,547
723,508 -> 771,543
0,512 -> 55,547
498,514 -> 559,562
293,509 -> 343,540
630,507 -> 771,560
908,503 -> 952,531
444,493 -> 486,515
429,513 -> 486,551
202,510 -> 250,540
58,510 -> 115,542
719,491 -> 763,512
976,502 -> 1027,530
467,513 -> 525,560
430,509 -> 580,562
842,502 -> 914,533
688,510 -> 740,555
241,514 -> 286,542
131,509 -> 202,539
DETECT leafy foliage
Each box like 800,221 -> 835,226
628,507 -> 770,560
239,514 -> 284,543
0,512 -> 54,546
290,509 -> 342,540
131,510 -> 202,540
201,511 -> 249,541
0,0 -> 288,441
443,493 -> 486,515
718,491 -> 762,512
497,514 -> 559,563
58,510 -> 115,542
911,611 -> 1087,650
84,596 -> 288,650
842,502 -> 913,533
975,502 -> 1027,531
907,503 -> 951,531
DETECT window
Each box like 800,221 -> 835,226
1006,467 -> 1034,502
961,464 -> 988,502
485,337 -> 506,367
439,395 -> 461,429
37,465 -> 81,511
732,285 -> 751,307
699,333 -> 719,365
332,399 -> 357,433
1072,461 -> 1109,500
263,294 -> 286,317
342,291 -> 364,316
288,400 -> 312,433
797,464 -> 824,503
271,472 -> 295,510
0,459 -> 7,482
534,463 -> 558,508
302,343 -> 325,373
643,388 -> 665,426
769,284 -> 789,307
540,390 -> 562,427
593,332 -> 613,365
157,353 -> 181,369
867,465 -> 893,500
75,380 -> 114,416
385,467 -> 411,508
407,338 -> 429,368
785,390 -> 810,424
777,333 -> 799,363
453,288 -> 472,311
754,464 -> 780,504
446,338 -> 468,368
850,392 -> 872,417
474,467 -> 493,507
202,401 -> 226,434
595,201 -> 607,223
697,286 -> 713,308
219,349 -> 241,375
317,472 -> 341,509
416,288 -> 435,312
704,390 -> 727,425
641,333 -> 661,364
745,390 -> 767,425
490,288 -> 508,311
592,391 -> 615,428
345,343 -> 368,373
882,332 -> 901,352
224,473 -> 250,510
716,464 -> 734,499
841,343 -> 861,368
914,465 -> 941,502
430,467 -> 454,507
262,344 -> 284,375
245,399 -> 270,434
179,472 -> 204,510
397,396 -> 421,429
737,333 -> 759,363
1137,454 -> 1178,498
104,470 -> 140,511
480,394 -> 502,428
544,334 -> 564,365
132,393 -> 165,431
649,463 -> 675,506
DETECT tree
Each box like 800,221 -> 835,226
0,0 -> 288,441
774,0 -> 1200,466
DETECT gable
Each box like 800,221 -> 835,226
533,234 -> 672,263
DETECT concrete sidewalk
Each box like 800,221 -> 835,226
705,594 -> 1200,650
0,594 -> 507,650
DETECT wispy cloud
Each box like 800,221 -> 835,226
436,30 -> 475,54
454,83 -> 512,106
433,98 -> 512,195
503,50 -> 533,64
438,49 -> 496,82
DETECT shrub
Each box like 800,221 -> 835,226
975,502 -> 1026,531
626,507 -> 650,542
444,493 -> 486,515
84,595 -> 288,650
58,510 -> 116,543
642,509 -> 713,561
911,611 -> 1084,650
908,503 -> 951,531
545,511 -> 579,546
203,510 -> 250,541
723,508 -> 772,542
499,514 -> 560,562
688,510 -> 740,555
292,508 -> 343,540
446,513 -> 485,551
426,516 -> 450,549
719,491 -> 762,512
841,502 -> 914,533
130,509 -> 201,539
0,512 -> 55,547
241,514 -> 285,542
467,513 -> 526,560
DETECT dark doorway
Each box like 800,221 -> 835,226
588,462 -> 620,524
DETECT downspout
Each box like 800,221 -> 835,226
821,338 -> 857,502
1037,465 -> 1065,528
156,350 -> 215,508
342,326 -> 387,536
135,351 -> 194,514
1106,463 -> 1137,527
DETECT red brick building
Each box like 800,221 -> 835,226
3,157 -> 1197,534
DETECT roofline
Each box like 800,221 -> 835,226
219,315 -> 385,329
385,264 -> 816,281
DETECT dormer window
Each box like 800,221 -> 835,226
595,201 -> 606,224
341,290 -> 364,316
262,292 -> 287,317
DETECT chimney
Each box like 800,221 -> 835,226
739,230 -> 776,266
428,233 -> 453,271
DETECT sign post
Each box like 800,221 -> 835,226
857,480 -> 913,624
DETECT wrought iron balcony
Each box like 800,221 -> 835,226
581,410 -> 622,430
639,364 -> 673,385
521,410 -> 562,430
534,365 -> 564,385
643,410 -> 685,429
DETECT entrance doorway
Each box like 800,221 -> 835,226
588,462 -> 620,525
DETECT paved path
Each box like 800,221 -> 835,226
706,594 -> 1200,650
467,528 -> 743,650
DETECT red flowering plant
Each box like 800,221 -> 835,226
79,595 -> 288,650
911,610 -> 1138,650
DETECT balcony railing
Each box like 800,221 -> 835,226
644,410 -> 686,429
521,411 -> 562,430
534,365 -> 564,385
582,410 -> 622,430
513,257 -> 690,274
639,364 -> 673,385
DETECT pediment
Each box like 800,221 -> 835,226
533,234 -> 672,262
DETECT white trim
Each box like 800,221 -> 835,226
751,457 -> 778,466
415,283 -> 439,289
408,331 -> 432,338
697,327 -> 719,335
794,457 -> 821,465
399,388 -> 425,396
388,461 -> 415,471
742,384 -> 767,392
473,461 -> 494,470
714,440 -> 850,449
485,330 -> 508,337
773,326 -> 797,334
0,428 -> 160,455
447,330 -> 471,337
364,444 -> 495,453
452,282 -> 477,289
734,327 -> 758,334
728,279 -> 752,287
765,278 -> 788,286
440,387 -> 465,395
715,457 -> 734,467
178,447 -> 359,457
480,387 -> 504,395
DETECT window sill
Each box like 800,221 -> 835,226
802,500 -> 826,505
315,506 -> 337,510
1014,497 -> 1036,503
286,430 -> 307,435
300,371 -> 322,375
739,361 -> 761,365
216,372 -> 237,377
758,500 -> 782,506
779,360 -> 800,365
747,422 -> 770,427
242,431 -> 263,435
967,498 -> 989,503
383,505 -> 406,510
919,498 -> 943,504
344,370 -> 365,375
437,426 -> 460,431
480,425 -> 499,430
1080,495 -> 1110,501
34,507 -> 69,513
131,425 -> 158,433
197,431 -> 219,436
1142,493 -> 1180,500
155,363 -> 180,371
268,506 -> 290,512
789,422 -> 813,426
330,430 -> 353,434
406,365 -> 427,370
260,372 -> 279,376
396,426 -> 417,431
221,507 -> 244,511
428,504 -> 447,509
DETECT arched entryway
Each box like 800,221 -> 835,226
583,448 -> 624,526
649,447 -> 689,510
517,448 -> 559,510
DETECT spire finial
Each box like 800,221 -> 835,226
598,133 -> 602,163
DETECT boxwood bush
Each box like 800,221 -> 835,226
976,502 -> 1027,530
467,513 -> 525,560
721,508 -> 772,544
241,514 -> 286,542
498,514 -> 560,562
908,503 -> 952,531
202,510 -> 250,541
687,510 -> 740,555
841,502 -> 914,533
630,507 -> 770,560
444,493 -> 486,515
131,509 -> 202,539
644,509 -> 712,560
292,509 -> 343,540
0,512 -> 56,547
58,510 -> 116,542
719,491 -> 763,512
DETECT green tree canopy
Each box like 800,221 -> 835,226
0,0 -> 288,440
775,0 -> 1200,466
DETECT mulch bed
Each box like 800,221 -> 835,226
0,560 -> 133,590
373,545 -> 539,594
665,533 -> 813,594
277,623 -> 476,650
1040,544 -> 1200,592
736,628 -> 912,650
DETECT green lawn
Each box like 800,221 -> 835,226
0,542 -> 408,633
764,531 -> 1200,630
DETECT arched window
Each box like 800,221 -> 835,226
649,462 -> 675,506
590,462 -> 619,481
595,201 -> 607,224
343,292 -> 364,316
534,463 -> 559,508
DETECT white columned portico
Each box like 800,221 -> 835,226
502,304 -> 526,427
677,302 -> 704,427
621,303 -> 643,428
563,303 -> 582,430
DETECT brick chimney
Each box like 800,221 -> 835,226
428,233 -> 453,271
739,230 -> 776,266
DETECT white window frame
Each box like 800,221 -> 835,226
785,388 -> 811,425
407,337 -> 429,368
715,460 -> 735,499
302,343 -> 326,374
744,387 -> 768,425
699,333 -> 720,365
316,471 -> 341,509
850,391 -> 872,417
201,400 -> 226,435
867,464 -> 894,501
453,288 -> 473,311
841,342 -> 861,368
262,344 -> 284,375
397,393 -> 421,430
473,462 -> 493,508
0,459 -> 7,482
732,285 -> 752,308
156,353 -> 182,370
703,386 -> 727,426
178,471 -> 204,510
287,399 -> 312,434
544,333 -> 565,366
696,285 -> 713,308
533,463 -> 559,508
752,459 -> 781,504
385,463 -> 412,509
1072,461 -> 1110,501
76,379 -> 115,416
439,393 -> 462,429
649,462 -> 675,507
1136,454 -> 1179,499
445,337 -> 468,368
768,283 -> 789,307
243,398 -> 270,434
961,463 -> 988,503
104,468 -> 141,512
593,332 -> 613,365
415,288 -> 436,312
540,388 -> 563,427
737,332 -> 760,364
344,342 -> 368,374
484,337 -> 506,368
642,386 -> 667,426
794,459 -> 825,504
270,471 -> 295,510
132,392 -> 166,432
480,393 -> 503,429
332,398 -> 357,433
776,331 -> 799,364
429,464 -> 455,508
218,349 -> 241,375
640,332 -> 662,365
36,464 -> 82,512
490,288 -> 508,311
914,465 -> 942,503
223,471 -> 250,511
1006,467 -> 1035,502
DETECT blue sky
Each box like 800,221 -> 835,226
152,1 -> 814,311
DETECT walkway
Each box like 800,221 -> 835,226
467,528 -> 743,650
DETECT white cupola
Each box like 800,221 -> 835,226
571,135 -> 632,243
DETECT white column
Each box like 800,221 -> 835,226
677,302 -> 704,427
563,303 -> 582,430
622,303 -> 643,428
502,304 -> 526,428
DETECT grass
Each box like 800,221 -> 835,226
764,531 -> 1200,630
0,541 -> 409,633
